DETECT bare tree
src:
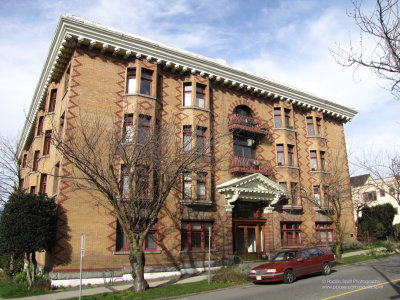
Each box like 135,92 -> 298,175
300,152 -> 354,258
0,135 -> 20,204
334,0 -> 400,97
53,110 -> 220,291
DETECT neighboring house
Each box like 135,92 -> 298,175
17,15 -> 357,280
350,174 -> 400,225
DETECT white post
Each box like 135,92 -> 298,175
79,234 -> 85,300
208,226 -> 211,284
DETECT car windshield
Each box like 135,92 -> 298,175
272,251 -> 297,261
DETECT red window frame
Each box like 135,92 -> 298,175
277,144 -> 284,166
40,174 -> 47,194
274,107 -> 282,128
288,145 -> 294,166
123,114 -> 133,143
127,68 -> 136,93
116,221 -> 158,252
30,186 -> 36,194
183,82 -> 192,106
138,115 -> 151,143
43,130 -> 52,155
183,172 -> 192,200
37,116 -> 44,136
281,222 -> 302,246
316,222 -> 334,244
140,69 -> 153,95
316,117 -> 322,136
196,126 -> 206,152
195,84 -> 206,108
196,173 -> 207,200
49,89 -> 57,112
313,185 -> 321,205
183,125 -> 192,152
310,150 -> 317,170
181,221 -> 213,250
22,154 -> 27,168
290,182 -> 298,205
320,151 -> 325,171
136,165 -> 149,197
284,108 -> 291,127
121,164 -> 130,196
33,151 -> 40,171
306,117 -> 314,135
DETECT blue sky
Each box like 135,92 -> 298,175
1,0 -> 399,174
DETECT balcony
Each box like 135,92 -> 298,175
230,156 -> 273,176
228,114 -> 268,135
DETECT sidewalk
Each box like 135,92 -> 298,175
12,274 -> 209,300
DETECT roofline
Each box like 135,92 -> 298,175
17,14 -> 358,158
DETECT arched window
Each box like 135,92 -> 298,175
233,105 -> 252,116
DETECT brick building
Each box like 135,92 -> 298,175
18,15 -> 357,279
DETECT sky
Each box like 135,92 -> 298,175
0,0 -> 399,175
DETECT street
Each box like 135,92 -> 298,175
177,255 -> 400,300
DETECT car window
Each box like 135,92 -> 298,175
299,250 -> 310,260
316,249 -> 325,256
272,251 -> 298,261
309,248 -> 319,257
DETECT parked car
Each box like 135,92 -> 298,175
248,247 -> 336,284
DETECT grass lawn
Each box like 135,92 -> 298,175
0,278 -> 58,299
74,280 -> 234,300
337,252 -> 398,265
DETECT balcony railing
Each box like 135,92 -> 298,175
230,156 -> 273,176
228,114 -> 268,135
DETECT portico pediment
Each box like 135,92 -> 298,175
217,173 -> 285,212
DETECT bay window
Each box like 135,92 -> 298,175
316,222 -> 333,244
140,69 -> 153,95
127,68 -> 136,94
181,221 -> 213,250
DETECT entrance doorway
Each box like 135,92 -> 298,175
234,223 -> 264,260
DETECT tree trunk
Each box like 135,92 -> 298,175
335,242 -> 342,259
24,254 -> 33,288
129,247 -> 148,292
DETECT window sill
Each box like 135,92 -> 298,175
34,134 -> 43,139
282,205 -> 303,211
180,106 -> 210,113
281,245 -> 304,249
276,165 -> 299,170
180,249 -> 218,254
45,112 -> 55,116
310,170 -> 330,174
180,199 -> 212,206
314,206 -> 335,213
274,127 -> 296,132
307,135 -> 326,140
40,155 -> 50,160
123,93 -> 162,104
113,250 -> 161,255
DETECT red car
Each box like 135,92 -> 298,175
249,247 -> 336,284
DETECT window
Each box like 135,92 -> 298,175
316,117 -> 322,136
22,154 -> 27,168
183,83 -> 192,106
379,189 -> 385,197
116,221 -> 129,252
138,115 -> 151,143
394,208 -> 398,215
19,179 -> 24,190
281,222 -> 302,246
233,135 -> 255,158
37,116 -> 44,136
306,117 -> 314,135
64,66 -> 70,94
33,151 -> 40,171
310,151 -> 317,171
157,74 -> 163,99
143,222 -> 158,250
183,173 -> 192,200
284,109 -> 291,127
290,182 -> 298,205
309,248 -> 325,257
277,144 -> 284,166
288,145 -> 294,166
320,151 -> 325,171
323,185 -> 329,207
49,89 -> 57,112
183,125 -> 192,152
181,221 -> 213,250
313,185 -> 321,205
196,84 -> 206,108
274,108 -> 282,128
127,68 -> 136,94
363,191 -> 377,201
54,162 -> 60,193
40,174 -> 47,194
60,113 -> 65,136
196,173 -> 206,200
30,186 -> 36,194
316,223 -> 333,244
135,165 -> 149,197
123,114 -> 133,143
43,130 -> 52,155
116,221 -> 158,251
121,165 -> 130,196
279,182 -> 287,191
196,126 -> 206,152
140,69 -> 153,95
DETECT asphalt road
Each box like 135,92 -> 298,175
177,255 -> 400,300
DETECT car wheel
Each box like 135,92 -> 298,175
322,262 -> 331,275
283,269 -> 295,284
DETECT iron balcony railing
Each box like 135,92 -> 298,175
228,114 -> 268,135
230,156 -> 273,176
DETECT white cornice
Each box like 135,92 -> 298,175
17,14 -> 358,157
